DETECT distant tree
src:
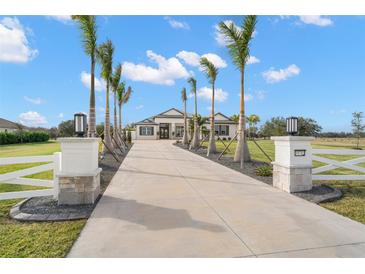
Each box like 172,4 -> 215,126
188,77 -> 200,149
260,117 -> 322,137
298,117 -> 322,136
230,114 -> 239,123
58,120 -> 74,137
48,127 -> 59,139
246,114 -> 260,138
352,112 -> 365,149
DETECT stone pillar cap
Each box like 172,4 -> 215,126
57,137 -> 101,143
271,136 -> 315,141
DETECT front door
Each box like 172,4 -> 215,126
159,124 -> 169,139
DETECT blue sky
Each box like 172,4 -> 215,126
0,15 -> 364,131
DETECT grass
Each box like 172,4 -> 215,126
0,140 -> 86,258
202,137 -> 365,224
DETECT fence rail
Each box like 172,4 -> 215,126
0,153 -> 60,200
312,149 -> 365,181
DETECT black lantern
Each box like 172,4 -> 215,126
286,116 -> 298,136
74,112 -> 87,137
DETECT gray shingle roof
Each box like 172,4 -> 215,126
0,118 -> 20,129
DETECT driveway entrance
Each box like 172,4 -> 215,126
69,140 -> 365,257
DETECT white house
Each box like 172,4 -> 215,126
134,108 -> 238,140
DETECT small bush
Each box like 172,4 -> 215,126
0,131 -> 49,145
255,165 -> 273,177
222,137 -> 227,141
228,137 -> 231,141
127,131 -> 132,143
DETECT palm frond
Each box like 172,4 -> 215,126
200,57 -> 218,84
117,81 -> 125,104
187,77 -> 197,94
181,87 -> 187,102
123,86 -> 132,103
72,15 -> 97,58
97,39 -> 114,82
110,63 -> 122,92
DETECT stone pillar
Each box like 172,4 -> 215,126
271,136 -> 314,193
56,138 -> 102,205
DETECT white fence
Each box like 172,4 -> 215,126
312,149 -> 365,181
0,152 -> 61,200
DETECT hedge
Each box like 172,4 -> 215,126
0,131 -> 50,145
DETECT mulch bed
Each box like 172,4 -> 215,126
175,142 -> 342,204
10,145 -> 132,222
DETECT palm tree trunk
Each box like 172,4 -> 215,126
112,90 -> 120,147
88,58 -> 96,137
104,81 -> 113,149
190,92 -> 199,149
182,100 -> 189,145
234,67 -> 251,164
207,82 -> 217,156
118,102 -> 122,133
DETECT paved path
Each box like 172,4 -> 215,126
69,140 -> 365,257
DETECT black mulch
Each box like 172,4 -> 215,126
174,142 -> 342,204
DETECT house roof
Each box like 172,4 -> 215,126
0,118 -> 21,129
135,118 -> 159,125
154,108 -> 193,118
203,113 -> 238,124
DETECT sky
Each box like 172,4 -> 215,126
0,15 -> 364,132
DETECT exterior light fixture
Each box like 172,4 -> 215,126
74,112 -> 87,137
286,116 -> 298,136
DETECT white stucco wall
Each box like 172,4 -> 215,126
135,125 -> 159,140
204,123 -> 238,139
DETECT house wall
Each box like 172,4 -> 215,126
154,117 -> 191,140
0,128 -> 17,133
204,123 -> 238,140
135,125 -> 159,140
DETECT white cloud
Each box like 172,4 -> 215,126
58,113 -> 64,118
246,55 -> 260,65
23,96 -> 45,105
256,91 -> 266,100
47,15 -> 72,24
123,50 -> 189,86
136,104 -> 144,110
164,16 -> 190,30
299,16 -> 333,27
262,64 -> 300,83
19,111 -> 47,127
0,17 -> 38,63
176,50 -> 200,66
214,20 -> 257,47
80,71 -> 106,92
197,86 -> 228,102
176,50 -> 227,69
244,94 -> 253,102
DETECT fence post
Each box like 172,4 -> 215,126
53,152 -> 61,199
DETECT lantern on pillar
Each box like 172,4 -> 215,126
286,116 -> 298,136
74,112 -> 87,137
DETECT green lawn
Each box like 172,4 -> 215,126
202,138 -> 365,224
0,140 -> 85,257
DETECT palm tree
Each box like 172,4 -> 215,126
97,40 -> 114,149
230,114 -> 239,123
219,15 -> 257,166
117,83 -> 133,136
246,114 -> 260,138
110,63 -> 122,145
181,87 -> 189,145
200,57 -> 218,156
188,77 -> 199,149
72,15 -> 97,137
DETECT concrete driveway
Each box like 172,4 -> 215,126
68,140 -> 365,257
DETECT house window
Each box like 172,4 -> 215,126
215,125 -> 229,136
139,126 -> 154,136
175,126 -> 184,137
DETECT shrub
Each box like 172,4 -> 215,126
127,131 -> 132,143
255,165 -> 273,177
228,137 -> 231,141
0,131 -> 49,145
222,137 -> 227,141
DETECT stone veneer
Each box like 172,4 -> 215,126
58,169 -> 101,205
273,164 -> 312,193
